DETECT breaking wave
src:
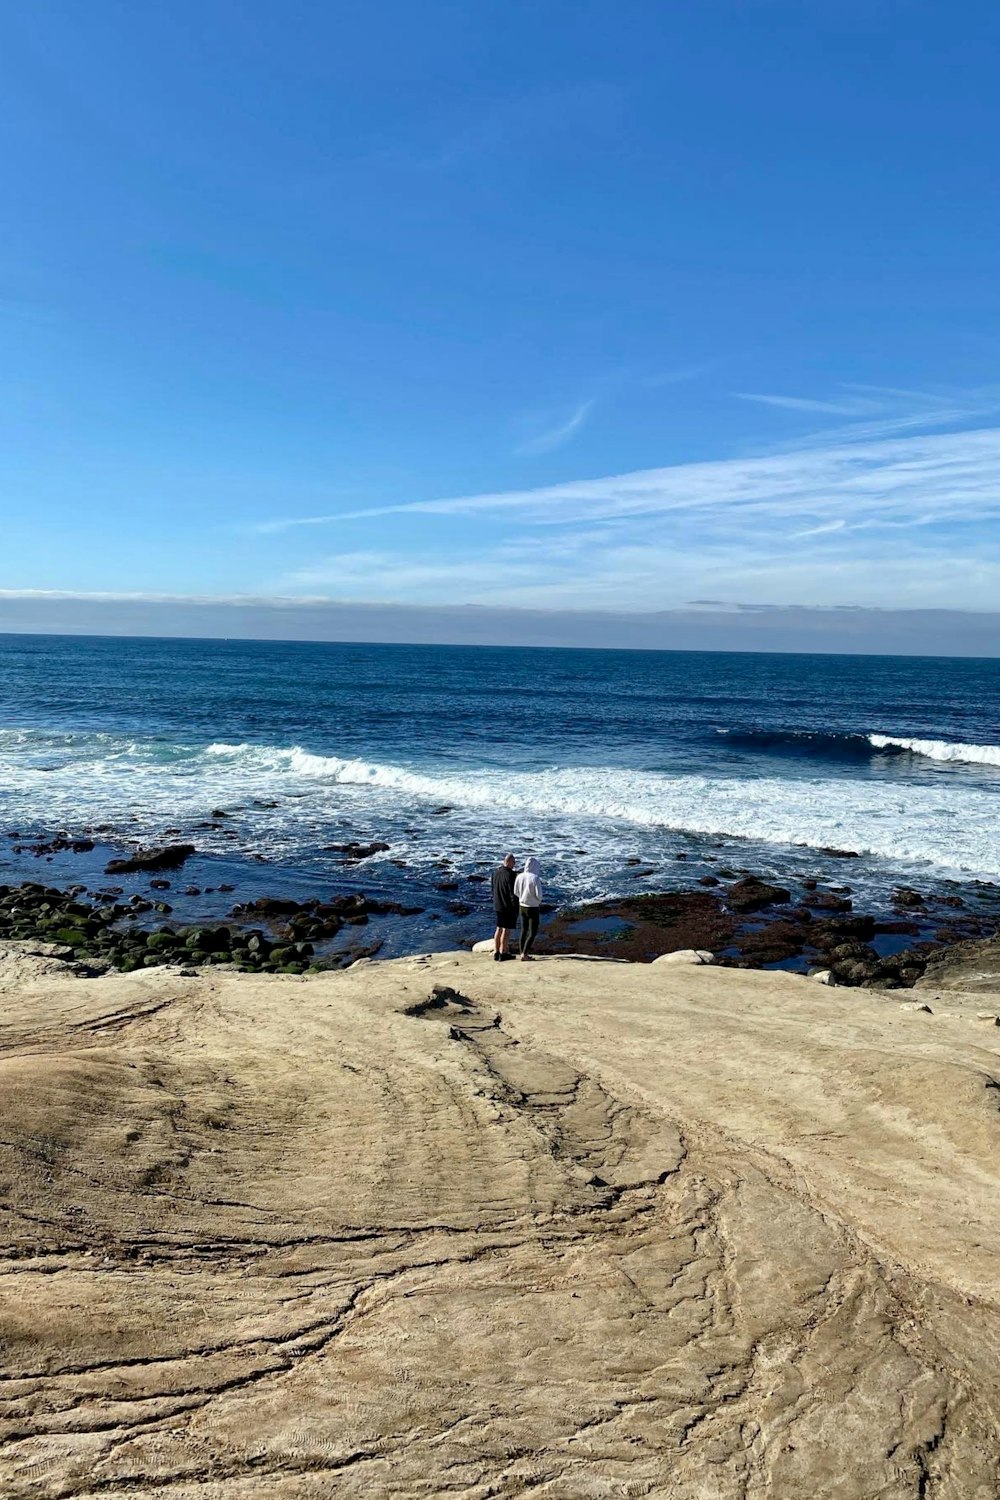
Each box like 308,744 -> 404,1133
718,727 -> 1000,769
867,734 -> 1000,767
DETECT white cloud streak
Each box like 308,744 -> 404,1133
247,388 -> 1000,615
0,588 -> 354,606
254,386 -> 1000,536
733,392 -> 874,415
275,425 -> 1000,532
272,538 -> 1000,614
739,382 -> 1000,448
284,550 -> 545,597
515,399 -> 595,456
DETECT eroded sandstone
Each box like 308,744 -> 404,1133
0,943 -> 998,1497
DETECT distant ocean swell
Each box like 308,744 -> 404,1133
1,728 -> 999,878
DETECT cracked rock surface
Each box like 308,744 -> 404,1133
1,943 -> 999,1497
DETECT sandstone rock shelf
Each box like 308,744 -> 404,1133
1,942 -> 998,1497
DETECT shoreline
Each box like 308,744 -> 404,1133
2,821 -> 998,986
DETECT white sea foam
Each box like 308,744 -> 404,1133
868,733 -> 1000,767
1,728 -> 999,879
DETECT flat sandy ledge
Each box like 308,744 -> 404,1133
1,942 -> 999,1498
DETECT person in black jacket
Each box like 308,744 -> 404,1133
491,853 -> 518,961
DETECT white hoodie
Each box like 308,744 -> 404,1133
514,858 -> 542,908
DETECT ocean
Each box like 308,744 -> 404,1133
1,633 -> 998,955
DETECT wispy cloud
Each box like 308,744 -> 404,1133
736,381 -> 1000,447
734,392 -> 874,415
281,549 -> 546,600
249,385 -> 1000,616
792,519 -> 847,538
254,380 -> 1000,537
291,424 -> 1000,531
0,587 -> 347,606
515,399 -> 595,456
254,511 -> 342,536
260,496 -> 1000,612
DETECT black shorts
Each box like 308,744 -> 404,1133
495,907 -> 519,930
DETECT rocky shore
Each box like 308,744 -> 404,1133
1,943 -> 999,1496
0,881 -> 412,975
1,834 -> 996,989
542,870 -> 1000,988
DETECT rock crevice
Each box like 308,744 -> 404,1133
0,947 -> 998,1496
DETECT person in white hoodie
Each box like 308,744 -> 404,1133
513,856 -> 543,960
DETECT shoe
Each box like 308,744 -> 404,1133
493,952 -> 501,961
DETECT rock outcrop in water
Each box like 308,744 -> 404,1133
104,843 -> 196,874
543,878 -> 1000,987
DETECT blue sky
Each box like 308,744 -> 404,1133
4,0 -> 1000,640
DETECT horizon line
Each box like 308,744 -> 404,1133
1,626 -> 998,664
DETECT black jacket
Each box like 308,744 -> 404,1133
491,864 -> 517,913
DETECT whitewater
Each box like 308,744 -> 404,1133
868,733 -> 1000,767
2,725 -> 999,882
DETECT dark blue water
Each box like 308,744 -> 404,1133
1,635 -> 998,950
